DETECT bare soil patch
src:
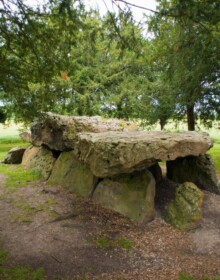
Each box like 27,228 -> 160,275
0,174 -> 219,280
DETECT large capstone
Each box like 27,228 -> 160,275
31,112 -> 138,151
165,182 -> 204,231
167,154 -> 220,194
74,131 -> 212,177
48,151 -> 98,197
22,145 -> 56,179
93,170 -> 155,223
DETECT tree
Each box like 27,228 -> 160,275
148,0 -> 220,130
0,0 -> 149,123
0,106 -> 6,123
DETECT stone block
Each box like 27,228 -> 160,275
75,131 -> 212,177
165,182 -> 204,230
22,145 -> 56,179
93,170 -> 155,223
48,151 -> 98,197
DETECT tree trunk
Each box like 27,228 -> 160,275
160,118 -> 166,130
187,105 -> 195,131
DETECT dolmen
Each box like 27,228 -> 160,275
15,113 -> 220,223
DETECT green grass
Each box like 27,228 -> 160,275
208,137 -> 220,173
179,273 -> 220,280
0,248 -> 45,280
0,138 -> 30,161
0,164 -> 42,191
96,236 -> 133,250
96,237 -> 114,249
0,136 -> 39,191
118,237 -> 133,249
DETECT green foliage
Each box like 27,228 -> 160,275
148,0 -> 220,130
0,0 -> 219,129
0,1 -> 149,123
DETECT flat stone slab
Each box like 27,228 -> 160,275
75,131 -> 213,177
31,113 -> 138,151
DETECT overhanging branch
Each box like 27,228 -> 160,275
112,0 -> 159,14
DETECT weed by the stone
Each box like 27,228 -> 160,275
96,237 -> 114,249
118,237 -> 133,249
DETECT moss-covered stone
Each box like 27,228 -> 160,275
165,182 -> 204,230
48,151 -> 97,197
93,170 -> 155,223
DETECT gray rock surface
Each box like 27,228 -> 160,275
2,147 -> 26,164
74,131 -> 212,177
93,170 -> 155,223
167,154 -> 220,194
22,145 -> 56,179
31,113 -> 138,151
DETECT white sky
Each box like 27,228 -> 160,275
86,0 -> 157,21
24,0 -> 157,21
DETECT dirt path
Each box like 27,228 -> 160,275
0,174 -> 219,280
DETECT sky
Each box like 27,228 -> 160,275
23,0 -> 158,21
86,0 -> 158,21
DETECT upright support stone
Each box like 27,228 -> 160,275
165,182 -> 204,230
48,151 -> 98,198
92,170 -> 156,223
2,147 -> 26,164
22,145 -> 56,179
166,154 -> 220,194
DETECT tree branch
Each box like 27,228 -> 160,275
112,0 -> 159,14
